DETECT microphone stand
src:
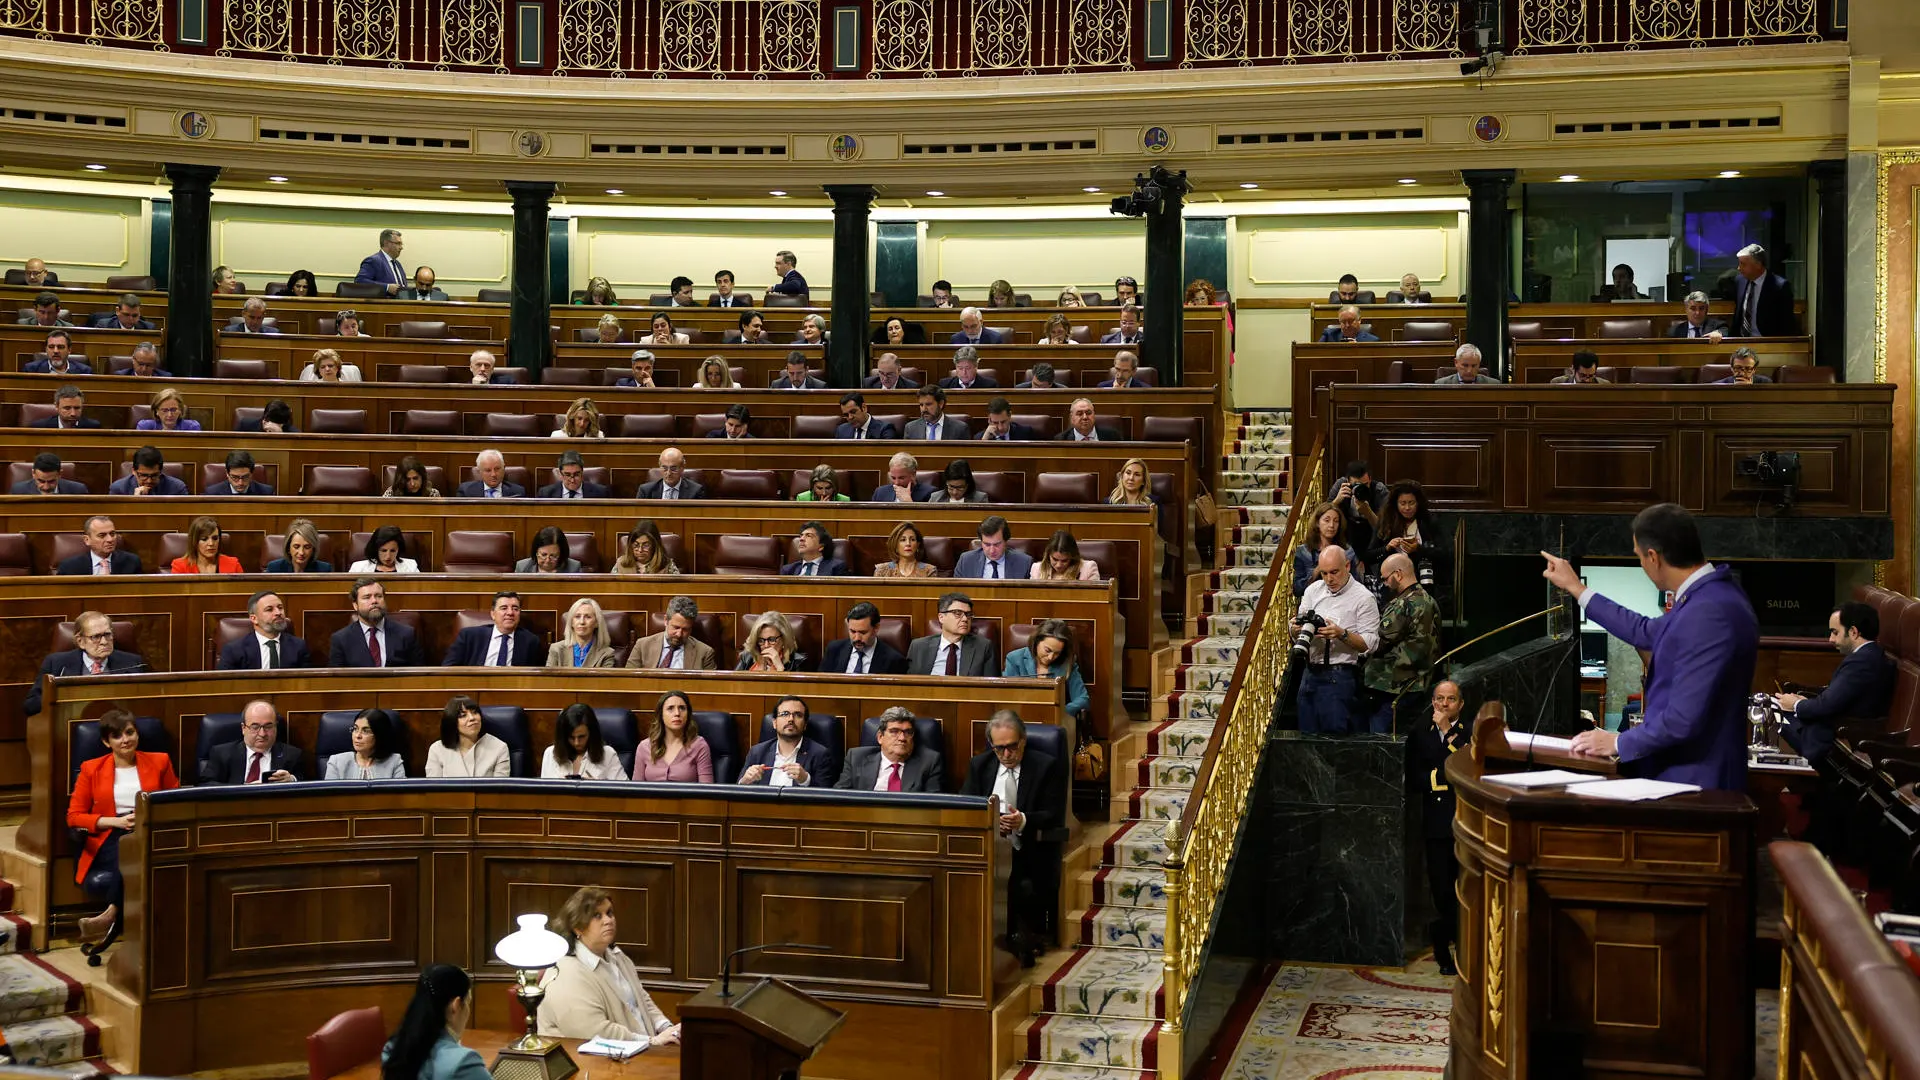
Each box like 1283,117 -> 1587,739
719,941 -> 834,999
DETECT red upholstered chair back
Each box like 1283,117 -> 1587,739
791,415 -> 839,439
7,460 -> 78,488
1094,413 -> 1133,440
1698,364 -> 1732,384
53,619 -> 138,653
21,403 -> 57,426
541,366 -> 596,386
1400,320 -> 1456,342
0,533 -> 33,576
972,471 -> 1024,502
564,531 -> 602,572
712,469 -> 782,500
617,413 -> 676,438
1777,364 -> 1837,384
106,275 -> 157,292
397,364 -> 453,383
482,412 -> 543,437
1626,366 -> 1683,384
443,531 -> 515,574
1506,320 -> 1545,339
919,535 -> 960,574
51,533 -> 90,572
874,617 -> 912,657
309,409 -> 369,434
306,1006 -> 386,1080
396,320 -> 450,339
711,534 -> 782,575
214,358 -> 270,379
1012,413 -> 1060,439
400,409 -> 460,435
306,466 -> 377,497
1142,415 -> 1200,446
1597,318 -> 1653,339
1034,472 -> 1098,504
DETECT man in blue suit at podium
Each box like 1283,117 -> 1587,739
1540,503 -> 1758,791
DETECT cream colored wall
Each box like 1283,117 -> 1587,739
1226,209 -> 1466,409
921,218 -> 1144,301
0,188 -> 149,285
573,218 -> 836,300
209,204 -> 511,296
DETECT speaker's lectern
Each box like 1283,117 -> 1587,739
678,976 -> 845,1080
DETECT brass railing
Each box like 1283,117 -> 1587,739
1158,439 -> 1321,1079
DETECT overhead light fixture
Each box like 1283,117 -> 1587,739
769,189 -> 788,197
1558,174 -> 1581,182
1718,170 -> 1741,178
440,184 -> 459,190
926,190 -> 946,197
267,175 -> 289,183
604,188 -> 624,195
1398,178 -> 1418,185
1239,183 -> 1259,189
83,164 -> 107,172
1082,187 -> 1100,193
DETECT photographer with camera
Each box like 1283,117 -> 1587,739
1361,554 -> 1440,735
1327,461 -> 1387,571
1291,547 -> 1380,734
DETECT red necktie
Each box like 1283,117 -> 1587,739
944,644 -> 959,676
886,762 -> 902,792
88,658 -> 103,675
245,752 -> 262,784
367,627 -> 382,667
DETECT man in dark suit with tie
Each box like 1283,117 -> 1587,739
1774,602 -> 1896,768
23,610 -> 145,716
782,522 -> 850,577
1666,292 -> 1728,340
738,695 -> 839,788
11,452 -> 88,494
1543,503 -> 1758,791
205,451 -> 275,495
328,579 -> 426,668
960,710 -> 1066,966
871,452 -> 935,503
1318,306 -> 1381,342
107,447 -> 190,496
862,354 -> 920,391
216,591 -> 311,670
56,516 -> 142,575
22,332 -> 91,376
949,308 -> 1005,346
834,708 -> 945,793
222,297 -> 283,334
939,346 -> 1000,390
820,603 -> 909,676
398,266 -> 448,301
537,450 -> 612,499
707,270 -> 749,308
355,228 -> 408,297
835,392 -> 898,440
637,447 -> 706,500
772,351 -> 828,390
979,399 -> 1037,442
907,593 -> 997,677
953,517 -> 1034,580
200,699 -> 307,784
88,294 -> 157,331
1095,351 -> 1150,388
1732,243 -> 1798,337
456,449 -> 526,498
442,592 -> 545,667
1056,398 -> 1123,443
769,251 -> 808,298
705,404 -> 755,439
1100,304 -> 1145,345
18,292 -> 71,328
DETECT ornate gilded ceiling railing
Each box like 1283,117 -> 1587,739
0,0 -> 1840,75
1158,441 -> 1322,1079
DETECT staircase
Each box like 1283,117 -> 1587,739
0,877 -> 111,1075
1004,410 -> 1291,1079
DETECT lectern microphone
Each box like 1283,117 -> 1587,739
720,941 -> 833,999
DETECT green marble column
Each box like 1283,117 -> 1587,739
1810,159 -> 1845,374
874,221 -> 918,308
162,164 -> 220,379
505,181 -> 556,379
1463,169 -> 1515,379
1183,217 -> 1228,296
825,184 -> 875,388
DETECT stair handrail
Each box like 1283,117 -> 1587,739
1159,435 -> 1324,1077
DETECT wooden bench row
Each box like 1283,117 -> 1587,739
1305,300 -> 1799,341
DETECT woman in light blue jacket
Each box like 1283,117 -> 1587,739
324,708 -> 408,780
381,964 -> 489,1080
1002,619 -> 1091,723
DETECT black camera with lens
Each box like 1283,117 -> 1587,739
1290,610 -> 1328,661
1416,558 -> 1435,588
1735,450 -> 1801,485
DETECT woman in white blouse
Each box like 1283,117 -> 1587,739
347,525 -> 421,574
298,347 -> 364,382
425,696 -> 512,778
323,708 -> 408,780
541,703 -> 629,780
550,397 -> 606,439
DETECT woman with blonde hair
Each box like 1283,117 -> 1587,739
873,521 -> 938,578
576,277 -> 618,306
136,387 -> 201,432
695,355 -> 741,390
1056,287 -> 1084,308
170,516 -> 243,574
611,519 -> 678,575
1031,529 -> 1101,582
299,347 -> 363,382
547,598 -> 616,668
737,611 -> 807,672
264,519 -> 332,573
1108,458 -> 1158,506
794,464 -> 849,502
594,313 -> 624,344
552,397 -> 605,439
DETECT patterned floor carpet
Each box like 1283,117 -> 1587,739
1216,960 -> 1784,1080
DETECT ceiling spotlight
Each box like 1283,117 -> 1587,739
1558,174 -> 1581,182
1082,187 -> 1101,193
83,164 -> 107,172
1718,170 -> 1741,178
1240,183 -> 1259,189
926,190 -> 946,197
440,184 -> 460,190
267,175 -> 289,183
769,189 -> 788,197
1398,178 -> 1418,185
604,188 -> 624,195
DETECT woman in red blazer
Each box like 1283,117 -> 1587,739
66,710 -> 179,941
168,516 -> 244,575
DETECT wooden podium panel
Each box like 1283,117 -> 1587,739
1446,716 -> 1756,1080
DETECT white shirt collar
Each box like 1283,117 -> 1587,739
574,941 -> 607,970
1672,563 -> 1716,605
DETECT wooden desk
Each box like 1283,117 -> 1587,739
340,1034 -> 679,1080
1321,383 -> 1894,517
214,332 -> 504,380
1449,713 -> 1756,1079
210,293 -> 511,339
0,285 -> 169,326
1305,300 -> 1775,342
1,325 -> 173,374
1511,336 -> 1812,384
99,774 -> 999,1080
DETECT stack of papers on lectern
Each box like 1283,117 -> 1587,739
1503,732 -> 1575,753
1567,779 -> 1702,801
578,1037 -> 649,1059
1483,770 -> 1607,789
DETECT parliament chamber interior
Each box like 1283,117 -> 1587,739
2,1 -> 1919,1077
